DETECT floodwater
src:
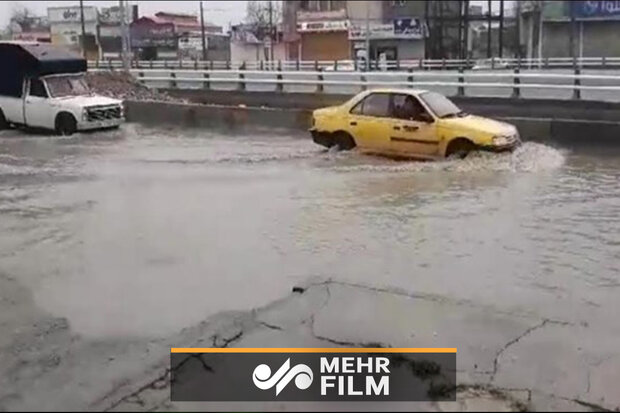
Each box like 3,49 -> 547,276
0,125 -> 619,345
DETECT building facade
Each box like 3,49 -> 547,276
48,6 -> 98,57
282,0 -> 449,63
539,0 -> 620,58
130,12 -> 229,60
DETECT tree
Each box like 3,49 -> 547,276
7,3 -> 37,34
244,0 -> 282,41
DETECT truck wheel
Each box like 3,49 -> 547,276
334,132 -> 356,151
0,110 -> 8,130
55,113 -> 77,136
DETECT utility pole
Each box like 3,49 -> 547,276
516,0 -> 521,59
119,0 -> 130,71
499,0 -> 504,58
487,0 -> 492,58
365,0 -> 370,71
538,0 -> 543,64
268,0 -> 274,63
79,0 -> 86,58
200,1 -> 206,60
569,0 -> 577,65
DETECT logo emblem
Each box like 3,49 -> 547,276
252,358 -> 313,395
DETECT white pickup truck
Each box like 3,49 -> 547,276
0,42 -> 124,135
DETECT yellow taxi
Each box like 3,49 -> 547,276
310,89 -> 520,159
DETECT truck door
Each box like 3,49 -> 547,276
24,78 -> 54,129
0,82 -> 26,125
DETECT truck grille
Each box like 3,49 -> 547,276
86,105 -> 122,121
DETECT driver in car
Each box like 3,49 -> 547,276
399,96 -> 425,121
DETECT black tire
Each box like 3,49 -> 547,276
445,138 -> 476,159
55,113 -> 77,136
0,109 -> 8,130
334,132 -> 356,151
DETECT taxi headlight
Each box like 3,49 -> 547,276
492,135 -> 509,146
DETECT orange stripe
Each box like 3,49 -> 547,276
170,348 -> 456,354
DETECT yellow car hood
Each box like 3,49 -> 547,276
440,115 -> 516,136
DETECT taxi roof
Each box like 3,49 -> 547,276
359,88 -> 430,96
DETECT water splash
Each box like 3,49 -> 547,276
331,142 -> 566,173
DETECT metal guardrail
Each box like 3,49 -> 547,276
88,57 -> 620,71
94,67 -> 620,100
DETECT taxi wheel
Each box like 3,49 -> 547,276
334,132 -> 356,151
446,138 -> 475,159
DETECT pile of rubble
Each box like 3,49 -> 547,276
85,71 -> 187,103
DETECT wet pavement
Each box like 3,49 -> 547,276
0,125 -> 619,410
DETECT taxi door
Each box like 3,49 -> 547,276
389,93 -> 441,158
346,93 -> 393,153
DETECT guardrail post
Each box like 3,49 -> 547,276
276,64 -> 284,93
210,60 -> 214,71
179,58 -> 183,69
137,71 -> 144,84
516,56 -> 521,70
573,67 -> 581,100
203,64 -> 210,90
194,59 -> 198,70
419,58 -> 423,70
360,74 -> 367,91
491,58 -> 495,70
226,60 -> 231,70
260,60 -> 264,71
296,59 -> 300,71
544,57 -> 549,69
457,67 -> 465,96
396,59 -> 400,71
238,62 -> 246,91
164,60 -> 168,69
334,60 -> 338,71
314,60 -> 319,71
511,68 -> 521,99
150,60 -> 153,69
95,59 -> 99,69
108,58 -> 113,71
316,67 -> 324,93
602,56 -> 607,68
170,71 -> 177,89
407,67 -> 414,88
442,58 -> 446,70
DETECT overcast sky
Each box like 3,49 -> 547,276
0,1 -> 249,29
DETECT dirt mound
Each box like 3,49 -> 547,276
85,71 -> 186,103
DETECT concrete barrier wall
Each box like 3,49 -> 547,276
124,99 -> 620,145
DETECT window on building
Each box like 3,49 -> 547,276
29,78 -> 48,98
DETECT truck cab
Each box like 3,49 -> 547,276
0,42 -> 124,135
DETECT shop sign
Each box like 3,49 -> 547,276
297,20 -> 349,32
393,18 -> 427,39
348,24 -> 395,40
573,1 -> 620,18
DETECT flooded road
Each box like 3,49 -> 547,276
1,126 -> 618,338
1,125 -> 619,409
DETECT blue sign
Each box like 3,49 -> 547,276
574,1 -> 620,18
393,18 -> 427,39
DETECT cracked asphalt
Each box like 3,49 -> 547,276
1,126 -> 620,411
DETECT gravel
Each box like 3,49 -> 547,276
85,71 -> 188,103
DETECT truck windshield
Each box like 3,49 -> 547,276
44,75 -> 90,98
